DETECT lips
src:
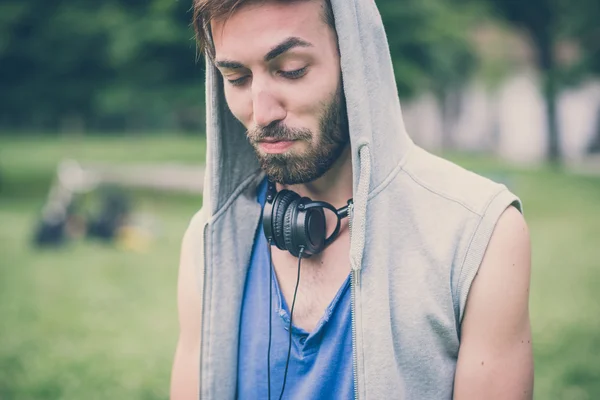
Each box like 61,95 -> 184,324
258,140 -> 296,153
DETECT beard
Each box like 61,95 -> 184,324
246,85 -> 350,185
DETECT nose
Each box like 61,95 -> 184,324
252,89 -> 286,128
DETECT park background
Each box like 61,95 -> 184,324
1,0 -> 599,399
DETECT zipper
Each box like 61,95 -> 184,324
348,201 -> 359,400
198,221 -> 209,400
349,145 -> 370,400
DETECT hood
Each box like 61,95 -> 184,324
202,0 -> 413,216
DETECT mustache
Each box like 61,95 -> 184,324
247,123 -> 312,143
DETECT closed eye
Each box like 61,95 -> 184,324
227,76 -> 250,87
279,67 -> 308,79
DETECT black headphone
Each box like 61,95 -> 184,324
262,181 -> 352,258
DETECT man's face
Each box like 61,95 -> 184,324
211,1 -> 349,184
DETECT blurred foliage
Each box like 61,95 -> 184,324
457,0 -> 600,162
480,0 -> 600,82
0,0 -> 482,133
0,0 -> 597,137
568,0 -> 600,79
378,0 -> 479,99
0,0 -> 204,133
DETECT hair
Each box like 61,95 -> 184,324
192,0 -> 335,59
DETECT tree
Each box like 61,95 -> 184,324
378,0 -> 478,96
482,0 -> 600,164
572,0 -> 600,154
0,0 -> 202,133
377,0 -> 479,149
1,0 -> 482,135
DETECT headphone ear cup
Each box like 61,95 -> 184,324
302,207 -> 326,255
283,198 -> 301,256
272,190 -> 298,251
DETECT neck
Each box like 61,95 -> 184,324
276,145 -> 353,209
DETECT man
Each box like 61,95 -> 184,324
171,0 -> 534,398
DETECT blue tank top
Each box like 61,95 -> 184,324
236,179 -> 354,399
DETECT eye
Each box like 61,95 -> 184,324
227,76 -> 250,87
279,67 -> 308,80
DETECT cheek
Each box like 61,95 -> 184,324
224,85 -> 252,126
287,53 -> 340,121
287,70 -> 338,121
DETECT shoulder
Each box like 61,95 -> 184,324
179,207 -> 209,308
393,147 -> 526,321
453,205 -> 533,398
485,205 -> 530,256
170,207 -> 207,399
399,146 -> 515,215
178,207 -> 209,335
468,205 -> 531,311
460,204 -> 531,335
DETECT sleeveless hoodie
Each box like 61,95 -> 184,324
187,0 -> 522,398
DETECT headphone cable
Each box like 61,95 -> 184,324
267,239 -> 274,400
278,246 -> 304,400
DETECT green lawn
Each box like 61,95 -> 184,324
1,136 -> 599,399
0,135 -> 204,400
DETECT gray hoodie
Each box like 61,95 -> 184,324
187,0 -> 522,398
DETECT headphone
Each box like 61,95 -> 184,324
262,180 -> 352,399
262,180 -> 352,258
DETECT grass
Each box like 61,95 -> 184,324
0,134 -> 206,200
1,135 -> 599,399
0,134 -> 204,400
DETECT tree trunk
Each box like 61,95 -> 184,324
487,92 -> 502,154
543,71 -> 561,165
538,33 -> 561,165
587,105 -> 600,154
437,88 -> 462,151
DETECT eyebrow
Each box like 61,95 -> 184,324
215,37 -> 313,69
264,37 -> 313,62
215,60 -> 245,70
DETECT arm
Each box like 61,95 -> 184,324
454,206 -> 534,399
170,219 -> 204,400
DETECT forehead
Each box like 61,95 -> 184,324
211,1 -> 329,60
